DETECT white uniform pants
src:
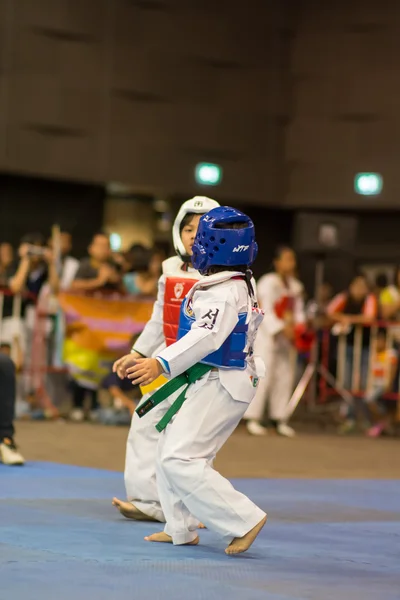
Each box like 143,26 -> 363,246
156,374 -> 266,544
245,335 -> 295,423
124,391 -> 170,522
124,388 -> 200,529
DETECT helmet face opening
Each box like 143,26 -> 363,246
191,207 -> 257,274
172,197 -> 220,262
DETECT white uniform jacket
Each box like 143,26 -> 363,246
257,273 -> 305,342
133,256 -> 200,358
157,271 -> 265,404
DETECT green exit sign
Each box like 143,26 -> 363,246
195,162 -> 222,186
354,173 -> 383,196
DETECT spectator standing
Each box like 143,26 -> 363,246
0,353 -> 24,465
0,340 -> 52,421
69,232 -> 123,421
48,230 -> 79,291
2,232 -> 59,355
8,233 -> 59,297
327,274 -> 378,433
245,246 -> 306,438
42,230 -> 80,412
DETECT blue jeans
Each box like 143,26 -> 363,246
345,347 -> 369,391
364,387 -> 387,416
345,347 -> 369,421
97,408 -> 131,426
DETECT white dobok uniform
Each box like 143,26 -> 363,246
150,272 -> 266,544
124,256 -> 200,522
245,273 -> 305,424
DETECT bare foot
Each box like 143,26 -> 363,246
198,523 -> 206,529
144,531 -> 200,545
112,497 -> 158,522
225,515 -> 267,555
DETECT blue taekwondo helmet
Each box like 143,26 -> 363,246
191,206 -> 258,275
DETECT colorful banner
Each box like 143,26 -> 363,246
58,293 -> 154,389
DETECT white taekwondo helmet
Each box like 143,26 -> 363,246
173,196 -> 220,262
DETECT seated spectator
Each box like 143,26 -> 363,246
71,232 -> 123,293
0,352 -> 24,465
97,370 -> 139,426
327,274 -> 378,433
363,328 -> 398,438
123,247 -> 162,296
124,244 -> 148,271
69,379 -> 99,422
0,242 -> 14,286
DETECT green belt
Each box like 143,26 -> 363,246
135,362 -> 213,432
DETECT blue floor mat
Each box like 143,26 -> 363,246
1,462 -> 399,600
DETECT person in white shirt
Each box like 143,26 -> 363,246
57,232 -> 79,290
126,206 -> 267,554
245,246 -> 305,438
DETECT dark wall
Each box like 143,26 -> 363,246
2,0 -> 400,278
241,206 -> 294,280
0,175 -> 105,257
286,1 -> 400,209
1,1 -> 400,210
0,0 -> 292,205
293,209 -> 400,295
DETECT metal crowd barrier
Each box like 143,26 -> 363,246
0,287 -> 155,415
5,286 -> 397,423
285,322 -> 400,421
0,287 -> 65,414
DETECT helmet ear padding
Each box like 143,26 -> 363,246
172,197 -> 220,262
191,207 -> 257,275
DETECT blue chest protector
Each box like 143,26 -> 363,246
177,298 -> 249,369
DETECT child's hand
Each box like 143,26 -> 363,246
113,352 -> 142,379
126,358 -> 163,386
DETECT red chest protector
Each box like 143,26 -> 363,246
163,276 -> 198,346
274,295 -> 295,320
275,294 -> 315,353
294,324 -> 316,354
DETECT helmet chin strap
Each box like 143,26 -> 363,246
175,248 -> 192,264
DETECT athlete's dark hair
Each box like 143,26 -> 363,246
273,245 -> 294,261
179,213 -> 197,233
